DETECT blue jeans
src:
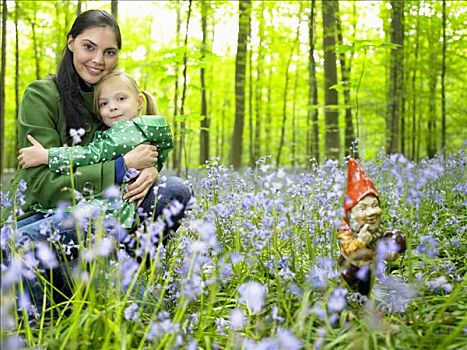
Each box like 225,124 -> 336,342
6,176 -> 193,309
16,176 -> 192,242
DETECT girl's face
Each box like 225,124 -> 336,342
67,26 -> 119,85
98,76 -> 144,127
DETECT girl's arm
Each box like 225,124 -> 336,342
47,120 -> 153,174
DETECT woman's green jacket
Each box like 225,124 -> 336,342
2,78 -> 116,224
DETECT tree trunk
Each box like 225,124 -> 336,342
253,1 -> 264,166
248,36 -> 254,167
14,1 -> 19,168
322,0 -> 340,160
265,59 -> 272,156
31,4 -> 41,80
199,0 -> 210,165
172,2 -> 181,169
336,0 -> 355,158
291,59 -> 299,167
386,0 -> 404,154
111,0 -> 118,20
441,0 -> 447,156
308,0 -> 319,163
77,0 -> 82,16
177,0 -> 192,175
411,2 -> 420,160
230,0 -> 251,169
0,0 -> 7,178
276,8 -> 301,167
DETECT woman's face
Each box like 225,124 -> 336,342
67,26 -> 119,85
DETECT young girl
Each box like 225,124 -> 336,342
18,71 -> 174,228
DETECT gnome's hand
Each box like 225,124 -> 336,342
357,224 -> 373,244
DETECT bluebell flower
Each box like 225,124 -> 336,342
276,327 -> 302,350
147,317 -> 180,341
124,302 -> 139,321
18,291 -> 39,320
229,308 -> 246,331
0,191 -> 13,209
308,255 -> 338,289
426,276 -> 453,294
0,224 -> 13,250
35,242 -> 58,268
215,317 -> 227,335
118,251 -> 139,290
415,235 -> 439,258
238,281 -> 266,315
374,276 -> 419,313
104,185 -> 121,200
327,287 -> 347,314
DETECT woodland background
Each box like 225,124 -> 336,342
0,0 -> 466,178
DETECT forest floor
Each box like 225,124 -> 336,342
1,150 -> 466,349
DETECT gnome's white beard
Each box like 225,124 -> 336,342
349,217 -> 384,242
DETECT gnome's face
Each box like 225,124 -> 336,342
348,195 -> 382,234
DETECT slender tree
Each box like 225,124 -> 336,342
172,1 -> 181,169
322,0 -> 340,159
386,0 -> 404,154
248,31 -> 254,167
276,6 -> 302,167
199,0 -> 210,165
308,0 -> 319,163
177,0 -> 192,175
441,0 -> 447,156
411,2 -> 421,160
0,0 -> 6,178
30,2 -> 41,80
14,0 -> 19,167
336,0 -> 355,157
111,0 -> 118,21
253,0 -> 264,165
230,0 -> 251,169
77,0 -> 82,16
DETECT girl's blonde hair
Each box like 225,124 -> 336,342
93,71 -> 158,118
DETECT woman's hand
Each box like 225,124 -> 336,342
123,167 -> 159,206
123,143 -> 158,170
18,135 -> 48,169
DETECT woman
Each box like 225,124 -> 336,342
2,10 -> 191,306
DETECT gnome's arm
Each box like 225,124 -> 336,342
337,228 -> 367,256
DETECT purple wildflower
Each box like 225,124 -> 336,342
124,302 -> 139,321
238,281 -> 267,315
327,287 -> 347,314
229,308 -> 246,331
426,276 -> 453,294
308,255 -> 339,289
35,242 -> 58,268
276,327 -> 302,350
104,185 -> 121,200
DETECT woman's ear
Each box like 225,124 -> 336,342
137,94 -> 145,113
67,36 -> 75,52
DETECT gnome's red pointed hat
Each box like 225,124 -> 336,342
343,158 -> 379,215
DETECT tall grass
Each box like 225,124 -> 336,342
1,146 -> 466,349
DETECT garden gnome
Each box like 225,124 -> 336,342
337,158 -> 406,295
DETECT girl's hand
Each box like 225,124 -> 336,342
18,135 -> 48,169
123,143 -> 158,170
123,167 -> 159,206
